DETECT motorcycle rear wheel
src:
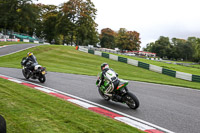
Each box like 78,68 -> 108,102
124,92 -> 139,109
98,87 -> 110,101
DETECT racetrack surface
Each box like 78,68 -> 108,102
0,43 -> 44,56
0,44 -> 200,133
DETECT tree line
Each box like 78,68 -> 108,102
143,36 -> 200,62
0,0 -> 141,51
0,0 -> 99,45
100,28 -> 141,51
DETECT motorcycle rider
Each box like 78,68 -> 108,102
22,52 -> 38,77
98,63 -> 119,97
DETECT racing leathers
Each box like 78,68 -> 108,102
23,55 -> 38,75
98,68 -> 119,95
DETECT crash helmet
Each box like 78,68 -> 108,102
101,63 -> 109,71
27,52 -> 33,57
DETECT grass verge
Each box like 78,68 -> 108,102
0,78 -> 143,133
0,45 -> 200,89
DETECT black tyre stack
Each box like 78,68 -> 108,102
0,115 -> 6,133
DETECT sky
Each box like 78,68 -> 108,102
34,0 -> 200,49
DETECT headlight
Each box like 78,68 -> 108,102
42,71 -> 46,75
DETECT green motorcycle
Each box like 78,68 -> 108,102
96,70 -> 139,109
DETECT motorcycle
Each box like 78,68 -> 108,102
96,71 -> 139,109
21,57 -> 47,83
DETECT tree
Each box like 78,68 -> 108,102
60,0 -> 98,46
125,31 -> 140,51
116,28 -> 128,51
0,0 -> 19,31
43,13 -> 58,43
99,28 -> 116,48
56,13 -> 74,45
76,0 -> 98,46
187,37 -> 200,62
41,5 -> 58,43
172,38 -> 195,61
143,42 -> 155,52
116,28 -> 141,51
0,0 -> 39,35
194,38 -> 200,62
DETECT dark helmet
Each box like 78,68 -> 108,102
101,63 -> 109,71
27,52 -> 33,57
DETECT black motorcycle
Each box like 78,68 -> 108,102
21,57 -> 46,83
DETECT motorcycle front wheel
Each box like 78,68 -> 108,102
22,69 -> 29,79
98,87 -> 110,101
124,92 -> 139,109
38,74 -> 46,83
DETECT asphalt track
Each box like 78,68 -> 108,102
0,43 -> 43,56
0,44 -> 200,133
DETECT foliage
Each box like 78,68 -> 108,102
0,0 -> 99,45
116,28 -> 141,51
100,28 -> 141,51
58,0 -> 99,45
100,28 -> 116,48
0,0 -> 38,35
144,36 -> 200,62
42,5 -> 59,43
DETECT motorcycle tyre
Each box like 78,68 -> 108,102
38,74 -> 46,83
22,69 -> 29,79
124,92 -> 139,109
98,87 -> 110,101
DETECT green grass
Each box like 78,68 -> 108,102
190,64 -> 200,69
0,45 -> 200,89
107,52 -> 200,75
0,41 -> 36,46
0,78 -> 143,133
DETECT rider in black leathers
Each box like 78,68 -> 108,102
23,52 -> 38,77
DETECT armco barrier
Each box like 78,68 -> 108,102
149,64 -> 162,73
94,51 -> 102,56
88,49 -> 94,54
118,56 -> 127,63
192,75 -> 200,82
79,47 -> 88,53
127,58 -> 138,66
162,68 -> 176,77
102,53 -> 109,58
78,47 -> 200,83
176,71 -> 192,81
109,54 -> 118,61
138,62 -> 149,70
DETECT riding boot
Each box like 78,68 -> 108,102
113,94 -> 122,101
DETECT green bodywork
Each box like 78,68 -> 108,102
96,72 -> 129,93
